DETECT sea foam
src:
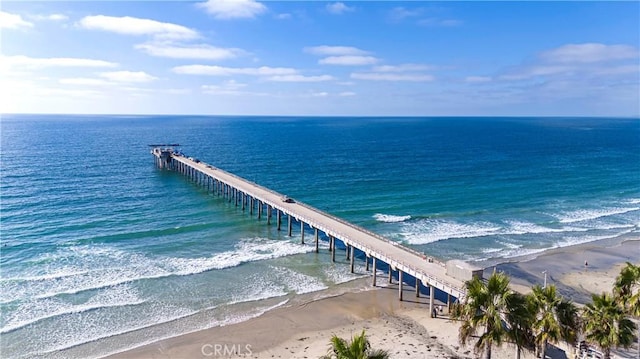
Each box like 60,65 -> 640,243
373,213 -> 411,223
1,238 -> 316,304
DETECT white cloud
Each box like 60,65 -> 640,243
500,43 -> 640,81
500,65 -> 575,81
388,7 -> 422,22
417,18 -> 462,27
275,13 -> 292,20
57,71 -> 157,87
202,80 -> 248,95
31,13 -> 69,22
592,64 -> 640,76
339,91 -> 356,96
327,2 -> 354,15
197,0 -> 267,19
162,88 -> 192,95
79,15 -> 198,41
210,80 -> 246,90
388,7 -> 462,27
100,71 -> 157,83
304,45 -> 369,56
1,55 -> 118,69
266,74 -> 333,82
0,11 -> 34,29
173,65 -> 297,76
201,81 -> 269,96
30,87 -> 104,99
351,72 -> 434,81
540,43 -> 639,64
135,43 -> 246,60
48,14 -> 69,21
372,64 -> 436,72
59,78 -> 113,86
465,76 -> 492,83
319,55 -> 378,66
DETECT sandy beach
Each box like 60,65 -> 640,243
107,237 -> 639,359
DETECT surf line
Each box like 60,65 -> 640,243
150,145 -> 481,313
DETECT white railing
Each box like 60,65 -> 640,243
167,154 -> 467,298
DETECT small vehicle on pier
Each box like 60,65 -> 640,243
281,196 -> 295,203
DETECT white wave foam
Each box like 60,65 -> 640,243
480,247 -> 503,254
165,238 -> 318,276
472,246 -> 551,263
0,285 -> 145,334
472,227 -> 636,262
398,215 -> 637,246
1,238 -> 316,304
40,299 -> 291,357
373,213 -> 411,223
323,264 -> 368,285
400,219 -> 502,244
271,266 -> 328,294
224,272 -> 289,307
504,220 -> 566,235
556,229 -> 636,248
210,299 -> 290,329
35,305 -> 200,356
93,299 -> 290,359
555,206 -> 639,224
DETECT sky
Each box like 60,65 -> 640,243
1,1 -> 639,116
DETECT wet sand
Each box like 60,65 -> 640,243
106,237 -> 639,359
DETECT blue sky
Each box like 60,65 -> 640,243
1,1 -> 638,116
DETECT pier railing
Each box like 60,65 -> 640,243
163,153 -> 466,299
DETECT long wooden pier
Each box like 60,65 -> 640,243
151,146 -> 474,313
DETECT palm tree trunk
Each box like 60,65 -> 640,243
637,325 -> 639,359
541,339 -> 547,359
485,342 -> 492,359
604,347 -> 611,359
515,346 -> 521,359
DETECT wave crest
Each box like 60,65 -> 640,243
1,238 -> 316,304
373,213 -> 411,223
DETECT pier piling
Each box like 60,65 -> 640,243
349,246 -> 355,273
314,228 -> 319,253
150,146 -> 468,309
372,258 -> 377,286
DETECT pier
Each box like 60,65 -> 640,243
151,145 -> 476,313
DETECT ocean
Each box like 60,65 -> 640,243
1,115 -> 638,358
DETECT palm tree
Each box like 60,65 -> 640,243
528,284 -> 580,359
450,271 -> 514,359
322,330 -> 389,359
505,293 -> 535,359
613,262 -> 640,359
582,292 -> 637,359
505,292 -> 536,359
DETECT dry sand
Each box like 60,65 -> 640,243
107,238 -> 639,359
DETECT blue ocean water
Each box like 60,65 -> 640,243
1,115 -> 639,357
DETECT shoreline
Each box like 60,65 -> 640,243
493,236 -> 639,303
100,235 -> 639,359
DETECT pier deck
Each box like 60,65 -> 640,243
152,147 -> 468,305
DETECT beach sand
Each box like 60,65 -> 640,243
107,238 -> 639,359
493,238 -> 639,303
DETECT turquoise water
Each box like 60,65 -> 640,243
1,115 -> 639,357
